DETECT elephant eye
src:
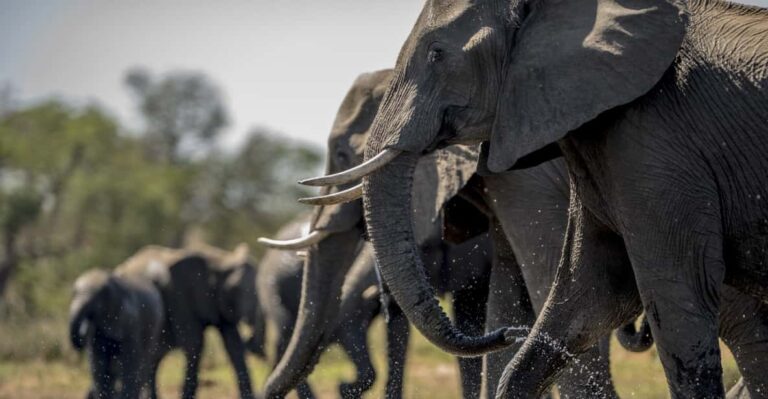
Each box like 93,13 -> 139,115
428,48 -> 444,64
336,150 -> 349,166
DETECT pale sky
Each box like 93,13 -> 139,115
2,1 -> 767,149
0,1 -> 424,149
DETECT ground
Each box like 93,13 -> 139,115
0,318 -> 740,399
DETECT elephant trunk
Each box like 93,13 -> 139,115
69,298 -> 91,351
495,329 -> 571,398
362,152 -> 517,356
616,316 -> 653,352
245,302 -> 267,358
264,229 -> 361,398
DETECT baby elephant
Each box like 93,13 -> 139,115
69,269 -> 164,399
116,243 -> 262,399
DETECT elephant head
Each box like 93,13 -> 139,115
260,70 -> 392,397
69,269 -> 126,350
303,0 -> 689,356
261,69 -> 485,396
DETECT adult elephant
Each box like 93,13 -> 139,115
257,214 -> 383,398
303,0 -> 768,397
70,269 -> 164,399
260,70 -> 494,399
116,244 -> 263,399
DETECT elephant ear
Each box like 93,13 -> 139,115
487,0 -> 688,172
410,144 -> 480,245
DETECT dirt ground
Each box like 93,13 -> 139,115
0,318 -> 741,399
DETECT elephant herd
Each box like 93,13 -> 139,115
71,0 -> 768,398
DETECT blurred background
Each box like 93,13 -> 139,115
0,1 -> 763,398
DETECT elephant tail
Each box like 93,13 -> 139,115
616,316 -> 653,352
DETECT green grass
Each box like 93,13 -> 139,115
0,317 -> 742,399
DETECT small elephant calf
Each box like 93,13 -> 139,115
69,269 -> 164,399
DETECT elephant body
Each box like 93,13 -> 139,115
257,214 -> 382,398
262,70 -> 498,399
116,244 -> 261,399
69,269 -> 164,399
345,0 -> 768,397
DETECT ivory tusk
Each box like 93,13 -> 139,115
299,149 -> 400,186
298,184 -> 363,206
257,230 -> 329,250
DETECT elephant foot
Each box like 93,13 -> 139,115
339,381 -> 374,399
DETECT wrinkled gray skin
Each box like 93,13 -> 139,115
70,269 -> 163,399
117,244 -> 263,399
264,70 -> 492,399
462,163 -> 768,398
258,215 -> 382,398
358,0 -> 768,397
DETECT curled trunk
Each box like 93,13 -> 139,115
69,299 -> 91,351
616,316 -> 653,353
264,228 -> 361,398
362,152 -> 517,356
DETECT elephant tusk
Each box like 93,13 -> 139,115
257,231 -> 329,250
299,149 -> 401,186
298,184 -> 362,206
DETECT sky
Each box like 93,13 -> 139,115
0,0 -> 424,149
2,0 -> 768,149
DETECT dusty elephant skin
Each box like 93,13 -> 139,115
257,214 -> 382,398
116,244 -> 262,399
276,69 -> 673,398
351,0 -> 768,398
69,269 -> 164,399
262,70 -> 493,399
462,161 -> 768,399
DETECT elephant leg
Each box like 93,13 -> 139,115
90,337 -> 116,399
555,337 -> 617,399
625,217 -> 725,398
338,325 -> 376,399
219,323 -> 255,399
719,285 -> 768,398
181,330 -> 204,399
273,316 -> 294,365
453,284 -> 488,398
385,300 -> 410,399
145,355 -> 162,399
118,342 -> 141,399
482,220 -> 535,399
497,201 -> 641,398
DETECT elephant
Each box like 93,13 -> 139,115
116,243 -> 263,399
260,70 -> 495,399
257,214 -> 383,398
305,0 -> 768,397
263,67 -> 712,397
69,269 -> 164,399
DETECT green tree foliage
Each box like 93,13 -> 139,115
125,68 -> 228,163
0,71 -> 321,335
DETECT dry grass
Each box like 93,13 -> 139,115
0,318 -> 741,399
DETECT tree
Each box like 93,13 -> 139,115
125,68 -> 228,163
0,102 -> 119,296
190,127 -> 322,253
